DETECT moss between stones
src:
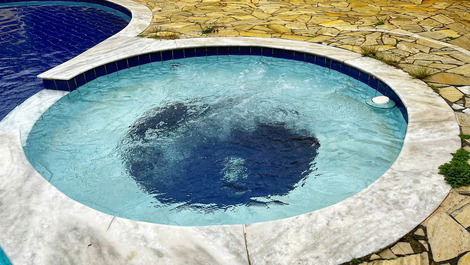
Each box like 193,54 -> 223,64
439,149 -> 470,188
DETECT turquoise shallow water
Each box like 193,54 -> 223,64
25,55 -> 407,225
0,248 -> 11,265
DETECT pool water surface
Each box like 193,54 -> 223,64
0,1 -> 129,120
25,55 -> 407,225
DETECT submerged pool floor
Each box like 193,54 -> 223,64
24,55 -> 407,225
0,1 -> 129,120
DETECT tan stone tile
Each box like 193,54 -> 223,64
427,212 -> 470,262
439,86 -> 463,102
360,253 -> 429,265
448,65 -> 470,76
428,73 -> 470,86
431,14 -> 455,24
397,41 -> 431,53
450,36 -> 470,51
452,203 -> 470,228
458,252 -> 470,265
267,24 -> 291,33
416,39 -> 446,49
433,29 -> 461,38
390,242 -> 415,256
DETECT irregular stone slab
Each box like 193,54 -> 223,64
428,73 -> 470,86
379,249 -> 397,260
452,104 -> 465,111
431,14 -> 455,24
360,252 -> 429,265
439,86 -> 463,102
458,252 -> 470,265
459,86 -> 470,95
452,203 -> 470,228
391,242 -> 415,256
419,240 -> 429,251
448,65 -> 470,76
414,228 -> 425,237
456,113 -> 470,127
426,212 -> 470,262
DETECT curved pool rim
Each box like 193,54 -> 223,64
0,0 -> 459,263
38,45 -> 408,125
26,47 -> 409,226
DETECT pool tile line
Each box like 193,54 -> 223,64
41,45 -> 408,120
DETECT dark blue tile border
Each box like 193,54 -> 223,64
41,46 -> 408,122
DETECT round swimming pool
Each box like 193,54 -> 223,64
24,54 -> 407,225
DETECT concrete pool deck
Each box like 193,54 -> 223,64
0,0 -> 468,264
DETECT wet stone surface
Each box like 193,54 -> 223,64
121,102 -> 320,209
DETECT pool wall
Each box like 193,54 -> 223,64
0,0 -> 460,263
40,46 -> 408,121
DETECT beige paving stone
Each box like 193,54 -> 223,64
439,86 -> 464,102
316,27 -> 340,36
382,36 -> 397,46
309,35 -> 332,42
452,203 -> 470,228
267,24 -> 291,33
319,19 -> 349,27
433,29 -> 461,38
419,240 -> 429,251
415,228 -> 425,237
397,42 -> 430,53
378,249 -> 397,260
431,14 -> 455,25
428,73 -> 470,86
450,36 -> 470,50
429,63 -> 460,70
427,212 -> 470,262
456,113 -> 470,128
359,253 -> 429,265
416,39 -> 446,49
390,242 -> 414,256
252,11 -> 271,20
448,65 -> 470,76
458,252 -> 470,265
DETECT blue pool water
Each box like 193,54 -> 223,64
25,55 -> 407,225
0,1 -> 129,120
0,248 -> 10,265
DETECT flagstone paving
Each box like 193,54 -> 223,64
133,0 -> 469,263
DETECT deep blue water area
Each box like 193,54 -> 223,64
122,102 -> 320,209
0,1 -> 129,120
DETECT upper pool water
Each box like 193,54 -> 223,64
0,1 -> 130,120
25,55 -> 407,226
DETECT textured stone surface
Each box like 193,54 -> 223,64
453,203 -> 470,228
379,249 -> 398,260
360,253 -> 429,265
414,228 -> 425,237
427,212 -> 470,262
439,86 -> 464,102
428,73 -> 470,86
458,252 -> 470,265
391,242 -> 414,256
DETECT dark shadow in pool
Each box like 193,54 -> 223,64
120,101 -> 320,210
